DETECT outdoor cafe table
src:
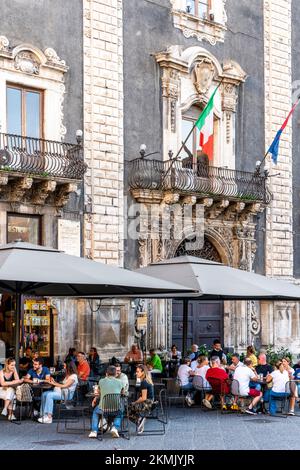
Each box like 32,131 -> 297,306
31,382 -> 53,418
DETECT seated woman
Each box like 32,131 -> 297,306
0,357 -> 23,420
266,360 -> 294,416
38,361 -> 78,424
129,364 -> 154,434
88,347 -> 101,377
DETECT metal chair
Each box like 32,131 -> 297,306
56,386 -> 90,434
207,377 -> 231,412
98,393 -> 130,440
192,375 -> 212,408
165,378 -> 185,411
230,379 -> 252,414
135,389 -> 166,436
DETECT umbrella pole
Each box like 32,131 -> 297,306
182,299 -> 189,357
15,291 -> 22,371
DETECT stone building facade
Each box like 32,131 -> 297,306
123,0 -> 300,356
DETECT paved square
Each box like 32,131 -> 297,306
1,408 -> 300,450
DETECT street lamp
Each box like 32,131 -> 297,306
139,144 -> 159,159
76,129 -> 83,145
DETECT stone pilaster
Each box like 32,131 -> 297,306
83,0 -> 124,265
264,0 -> 293,278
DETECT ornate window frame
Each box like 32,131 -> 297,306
0,36 -> 68,141
170,0 -> 227,45
155,45 -> 247,170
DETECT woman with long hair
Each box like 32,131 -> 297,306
88,347 -> 101,376
129,364 -> 154,434
38,361 -> 78,424
246,346 -> 258,367
0,358 -> 23,420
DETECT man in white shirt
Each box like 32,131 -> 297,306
233,358 -> 262,414
177,358 -> 195,406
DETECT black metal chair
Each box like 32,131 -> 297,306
165,378 -> 185,411
135,389 -> 166,436
97,393 -> 130,440
56,386 -> 90,434
230,379 -> 252,414
192,375 -> 212,408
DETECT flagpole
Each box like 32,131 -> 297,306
161,78 -> 224,185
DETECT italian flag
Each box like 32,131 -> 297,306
195,87 -> 217,161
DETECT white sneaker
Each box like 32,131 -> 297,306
185,395 -> 193,407
8,414 -> 17,421
110,426 -> 119,438
38,415 -> 52,424
288,410 -> 295,416
88,431 -> 97,438
202,399 -> 212,409
137,417 -> 145,434
1,408 -> 8,416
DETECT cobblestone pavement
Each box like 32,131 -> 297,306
1,407 -> 300,450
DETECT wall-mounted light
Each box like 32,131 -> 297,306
76,129 -> 83,145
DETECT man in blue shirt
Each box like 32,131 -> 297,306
24,357 -> 50,417
25,357 -> 50,382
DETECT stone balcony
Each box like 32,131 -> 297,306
127,157 -> 271,221
0,133 -> 87,206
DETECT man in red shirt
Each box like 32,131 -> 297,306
77,352 -> 90,381
204,356 -> 230,410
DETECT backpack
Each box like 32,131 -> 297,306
16,383 -> 33,402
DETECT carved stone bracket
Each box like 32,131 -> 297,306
223,201 -> 246,221
239,202 -> 263,224
31,180 -> 57,205
54,183 -> 77,207
182,195 -> 197,205
206,199 -> 229,219
163,192 -> 180,205
7,177 -> 33,202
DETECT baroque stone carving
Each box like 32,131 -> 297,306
193,59 -> 215,96
31,180 -> 57,205
249,300 -> 261,336
54,183 -> 77,207
0,35 -> 9,51
44,47 -> 66,67
8,177 -> 33,202
14,51 -> 40,74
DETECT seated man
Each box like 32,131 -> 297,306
205,357 -> 230,410
24,357 -> 50,382
76,352 -> 90,382
19,347 -> 33,373
115,363 -> 129,396
233,358 -> 262,414
24,357 -> 50,417
177,357 -> 195,406
124,344 -> 143,364
255,353 -> 273,377
89,365 -> 124,439
226,353 -> 243,378
147,349 -> 163,374
189,345 -> 199,362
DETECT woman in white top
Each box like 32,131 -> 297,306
266,360 -> 294,416
282,357 -> 295,379
194,356 -> 211,388
38,361 -> 78,424
0,358 -> 23,420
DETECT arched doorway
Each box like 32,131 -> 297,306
172,237 -> 224,353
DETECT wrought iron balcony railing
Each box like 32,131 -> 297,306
0,133 -> 87,180
127,158 -> 271,204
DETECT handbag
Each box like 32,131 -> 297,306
16,383 -> 33,402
